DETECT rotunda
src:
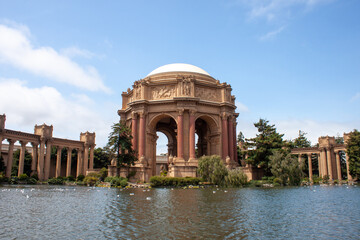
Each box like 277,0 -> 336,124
116,63 -> 238,181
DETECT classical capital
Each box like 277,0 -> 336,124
131,112 -> 138,119
189,109 -> 197,116
138,111 -> 146,118
19,140 -> 28,146
7,138 -> 14,145
31,142 -> 38,147
177,108 -> 184,116
221,112 -> 228,120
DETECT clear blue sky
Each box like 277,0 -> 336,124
0,0 -> 359,150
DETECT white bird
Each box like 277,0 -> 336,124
117,195 -> 120,197
130,193 -> 134,196
26,195 -> 29,198
146,197 -> 151,200
213,191 -> 216,194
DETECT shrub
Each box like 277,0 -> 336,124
120,179 -> 128,188
104,176 -> 115,182
105,176 -> 128,187
84,176 -> 99,186
225,168 -> 248,187
66,175 -> 76,181
0,174 -> 9,183
99,167 -> 108,180
48,177 -> 64,185
18,173 -> 28,181
273,178 -> 282,185
77,174 -> 85,182
160,171 -> 167,177
197,155 -> 228,185
10,177 -> 18,184
26,177 -> 37,184
31,173 -> 39,180
150,176 -> 201,187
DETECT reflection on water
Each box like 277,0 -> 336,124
0,185 -> 359,239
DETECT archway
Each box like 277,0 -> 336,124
149,114 -> 177,176
195,115 -> 220,158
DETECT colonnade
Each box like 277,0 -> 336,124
293,145 -> 352,182
0,114 -> 95,180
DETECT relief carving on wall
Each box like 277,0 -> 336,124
195,86 -> 220,102
152,85 -> 176,100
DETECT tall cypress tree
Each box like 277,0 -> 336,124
347,129 -> 360,179
245,118 -> 284,175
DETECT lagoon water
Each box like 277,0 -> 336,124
0,185 -> 359,240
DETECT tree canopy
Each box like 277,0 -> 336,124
106,122 -> 137,168
245,119 -> 284,175
291,130 -> 311,148
347,129 -> 360,179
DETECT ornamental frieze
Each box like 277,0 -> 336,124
151,85 -> 176,100
195,86 -> 220,102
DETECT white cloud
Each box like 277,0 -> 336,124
351,92 -> 360,102
0,24 -> 110,93
235,101 -> 249,112
260,25 -> 286,41
238,0 -> 334,22
0,79 -> 113,146
61,47 -> 95,59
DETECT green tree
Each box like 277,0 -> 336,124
106,122 -> 137,168
347,129 -> 360,179
245,119 -> 284,175
335,133 -> 344,144
93,147 -> 111,169
197,155 -> 228,185
237,131 -> 245,143
269,149 -> 303,185
291,130 -> 311,148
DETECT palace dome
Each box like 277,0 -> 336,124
146,63 -> 211,77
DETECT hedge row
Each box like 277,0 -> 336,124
150,176 -> 201,187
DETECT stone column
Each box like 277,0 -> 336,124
177,109 -> 184,160
18,141 -> 28,177
317,153 -> 321,178
131,112 -> 138,152
138,112 -> 146,160
326,147 -> 333,180
6,139 -> 15,178
89,145 -> 94,170
228,116 -> 234,162
345,153 -> 353,181
189,110 -> 196,161
0,136 -> 3,158
66,147 -> 72,177
44,141 -> 52,180
76,149 -> 83,177
334,150 -> 342,181
233,121 -> 237,164
307,153 -> 313,182
221,113 -> 229,160
31,142 -> 38,175
55,146 -> 62,178
298,154 -> 302,163
83,145 -> 89,175
37,138 -> 45,180
320,148 -> 328,177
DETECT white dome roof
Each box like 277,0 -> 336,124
146,63 -> 211,77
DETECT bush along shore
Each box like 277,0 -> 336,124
1,163 -> 357,188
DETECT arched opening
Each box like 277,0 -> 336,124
195,115 -> 220,158
149,114 -> 177,176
